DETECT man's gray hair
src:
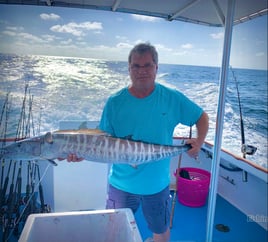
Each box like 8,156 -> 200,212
128,43 -> 158,64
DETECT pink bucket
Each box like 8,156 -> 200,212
175,167 -> 211,207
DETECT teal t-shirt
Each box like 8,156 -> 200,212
99,83 -> 203,195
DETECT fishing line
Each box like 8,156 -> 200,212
6,162 -> 51,241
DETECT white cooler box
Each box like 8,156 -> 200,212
19,208 -> 142,242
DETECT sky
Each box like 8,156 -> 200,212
0,4 -> 267,70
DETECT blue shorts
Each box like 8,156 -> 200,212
106,184 -> 171,234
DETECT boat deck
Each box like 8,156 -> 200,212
0,194 -> 267,242
135,193 -> 267,242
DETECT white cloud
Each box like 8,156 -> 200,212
78,22 -> 102,30
155,44 -> 172,52
40,13 -> 60,21
6,26 -> 24,31
18,32 -> 44,43
210,32 -> 224,39
2,30 -> 16,36
2,26 -> 57,44
50,21 -> 103,36
134,39 -> 146,44
116,35 -> 128,41
181,43 -> 193,49
116,42 -> 132,49
61,38 -> 73,45
41,34 -> 59,42
173,50 -> 188,56
131,14 -> 160,22
2,26 -> 25,37
50,24 -> 83,36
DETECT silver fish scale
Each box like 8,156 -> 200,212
54,133 -> 184,163
0,131 -> 189,164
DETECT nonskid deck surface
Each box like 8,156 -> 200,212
135,193 -> 267,242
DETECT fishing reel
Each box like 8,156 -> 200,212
241,144 -> 257,156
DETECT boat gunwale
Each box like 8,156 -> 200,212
173,137 -> 268,174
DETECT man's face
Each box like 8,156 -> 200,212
129,52 -> 158,91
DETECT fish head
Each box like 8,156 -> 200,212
0,135 -> 46,160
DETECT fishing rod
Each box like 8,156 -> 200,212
30,162 -> 38,213
2,161 -> 17,242
230,67 -> 257,158
0,92 -> 11,146
25,93 -> 34,138
0,160 -> 6,220
0,94 -> 11,212
23,161 -> 37,217
1,161 -> 22,240
170,126 -> 192,228
37,162 -> 46,213
15,83 -> 28,141
0,92 -> 10,133
23,161 -> 32,218
6,161 -> 17,208
13,160 -> 22,237
0,160 -> 12,208
37,107 -> 43,136
30,95 -> 36,137
0,160 -> 4,202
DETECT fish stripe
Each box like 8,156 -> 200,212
1,130 -> 191,165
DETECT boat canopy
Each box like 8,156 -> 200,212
1,0 -> 267,27
1,0 -> 267,241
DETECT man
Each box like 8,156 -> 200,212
67,43 -> 208,242
98,43 -> 208,242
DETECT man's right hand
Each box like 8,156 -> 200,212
58,154 -> 84,162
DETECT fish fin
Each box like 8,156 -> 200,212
39,156 -> 58,166
183,143 -> 192,150
44,132 -> 53,144
124,134 -> 133,140
123,134 -> 142,142
47,159 -> 58,166
78,121 -> 88,129
173,143 -> 192,152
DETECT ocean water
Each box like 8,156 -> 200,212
0,53 -> 267,168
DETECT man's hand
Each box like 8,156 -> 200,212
186,138 -> 202,159
187,112 -> 209,160
58,154 -> 84,162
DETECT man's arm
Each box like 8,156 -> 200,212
187,112 -> 209,158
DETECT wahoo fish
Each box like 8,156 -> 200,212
0,129 -> 191,166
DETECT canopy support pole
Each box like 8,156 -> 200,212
205,0 -> 236,241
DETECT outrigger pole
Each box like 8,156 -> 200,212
206,0 -> 236,241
